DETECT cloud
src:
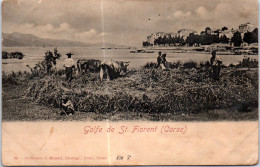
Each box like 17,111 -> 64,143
75,29 -> 107,42
195,6 -> 208,18
4,22 -> 106,43
2,0 -> 258,46
173,10 -> 191,18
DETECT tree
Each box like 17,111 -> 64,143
142,41 -> 150,47
157,36 -> 163,46
179,36 -> 185,46
212,35 -> 220,43
154,37 -> 162,46
162,35 -> 168,46
167,36 -> 173,46
222,26 -> 228,31
252,28 -> 258,43
172,36 -> 178,46
231,31 -> 242,46
154,38 -> 159,45
243,31 -> 254,44
44,48 -> 61,74
219,35 -> 229,43
200,34 -> 214,45
186,33 -> 197,46
2,51 -> 9,59
243,29 -> 258,44
205,27 -> 211,34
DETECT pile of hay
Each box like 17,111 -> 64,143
25,67 -> 258,114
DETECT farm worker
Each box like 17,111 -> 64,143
60,95 -> 75,115
157,51 -> 162,68
159,52 -> 167,70
210,50 -> 222,80
161,52 -> 167,66
63,53 -> 75,81
45,51 -> 55,75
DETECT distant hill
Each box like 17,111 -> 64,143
2,32 -> 126,48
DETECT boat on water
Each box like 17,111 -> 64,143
101,47 -> 112,49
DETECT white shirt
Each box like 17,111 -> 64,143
62,100 -> 74,110
64,58 -> 74,67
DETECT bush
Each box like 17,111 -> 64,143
183,61 -> 197,69
199,61 -> 211,69
10,52 -> 25,59
143,62 -> 158,69
236,56 -> 258,68
2,51 -> 9,59
2,51 -> 25,59
143,61 -> 183,69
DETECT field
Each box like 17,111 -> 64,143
2,60 -> 258,121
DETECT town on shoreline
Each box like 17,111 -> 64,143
141,23 -> 258,55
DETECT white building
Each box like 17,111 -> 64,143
177,29 -> 197,39
219,30 -> 233,39
238,23 -> 257,33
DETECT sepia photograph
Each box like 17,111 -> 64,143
2,0 -> 259,165
2,0 -> 258,122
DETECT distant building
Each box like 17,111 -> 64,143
219,30 -> 233,39
147,34 -> 156,45
144,23 -> 258,47
177,29 -> 197,39
238,23 -> 256,33
146,32 -> 178,45
155,32 -> 167,38
169,33 -> 177,37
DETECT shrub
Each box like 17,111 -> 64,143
183,61 -> 197,69
143,62 -> 158,69
10,52 -> 25,59
2,51 -> 25,59
236,56 -> 258,68
2,51 -> 9,59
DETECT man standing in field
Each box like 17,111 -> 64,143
161,52 -> 167,67
157,51 -> 162,68
210,50 -> 222,80
157,52 -> 167,70
63,53 -> 75,82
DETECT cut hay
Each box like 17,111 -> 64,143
25,67 -> 258,114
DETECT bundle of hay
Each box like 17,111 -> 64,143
25,68 -> 258,114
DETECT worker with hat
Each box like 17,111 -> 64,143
63,52 -> 75,81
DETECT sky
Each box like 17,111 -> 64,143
2,0 -> 258,46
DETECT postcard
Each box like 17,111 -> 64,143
2,0 -> 258,165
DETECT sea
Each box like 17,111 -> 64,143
2,47 -> 258,73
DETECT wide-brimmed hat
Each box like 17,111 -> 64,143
66,53 -> 74,56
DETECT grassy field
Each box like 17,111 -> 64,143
2,63 -> 258,121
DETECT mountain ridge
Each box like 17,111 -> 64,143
2,32 -> 127,48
